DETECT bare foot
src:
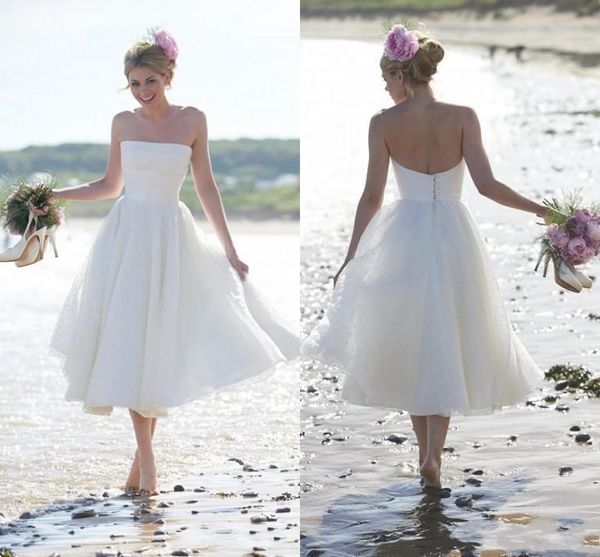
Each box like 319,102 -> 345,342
420,458 -> 442,489
123,450 -> 140,493
138,461 -> 159,496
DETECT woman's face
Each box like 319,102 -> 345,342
382,70 -> 406,104
128,66 -> 168,107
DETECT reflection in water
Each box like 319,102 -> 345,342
302,478 -> 536,556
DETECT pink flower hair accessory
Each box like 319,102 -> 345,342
151,28 -> 179,61
384,24 -> 419,62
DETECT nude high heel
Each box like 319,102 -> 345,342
552,256 -> 583,293
535,245 -> 583,293
566,262 -> 592,289
43,224 -> 59,258
14,226 -> 47,267
0,211 -> 40,263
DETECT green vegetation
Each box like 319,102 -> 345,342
301,0 -> 600,17
545,363 -> 600,397
0,139 -> 299,220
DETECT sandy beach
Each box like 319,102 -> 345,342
302,6 -> 600,75
299,18 -> 600,556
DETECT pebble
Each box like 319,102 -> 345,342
71,509 -> 96,520
387,434 -> 408,444
575,433 -> 592,444
559,466 -> 574,476
173,485 -> 185,492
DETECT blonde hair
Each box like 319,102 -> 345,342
380,32 -> 444,85
122,41 -> 176,90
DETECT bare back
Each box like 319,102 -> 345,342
379,101 -> 465,175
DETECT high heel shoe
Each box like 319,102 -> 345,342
42,224 -> 59,258
552,256 -> 583,293
566,262 -> 592,289
14,226 -> 47,267
0,211 -> 38,262
535,245 -> 583,293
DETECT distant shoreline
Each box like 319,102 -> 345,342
302,6 -> 600,74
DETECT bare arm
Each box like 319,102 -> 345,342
343,113 -> 389,264
462,107 -> 547,218
190,109 -> 235,253
49,114 -> 125,202
189,109 -> 248,279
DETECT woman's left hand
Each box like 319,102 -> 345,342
226,248 -> 249,281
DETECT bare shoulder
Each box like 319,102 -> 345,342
431,101 -> 473,120
369,108 -> 387,129
181,105 -> 207,124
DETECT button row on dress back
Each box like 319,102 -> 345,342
433,174 -> 438,200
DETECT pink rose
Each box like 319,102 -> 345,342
567,237 -> 588,263
586,221 -> 600,244
153,29 -> 179,61
547,225 -> 569,249
384,25 -> 419,62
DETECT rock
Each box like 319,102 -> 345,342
193,488 -> 206,493
228,457 -> 244,466
243,464 -> 258,472
275,507 -> 291,513
508,435 -> 518,442
455,495 -> 473,507
466,477 -> 482,487
71,509 -> 96,519
250,514 -> 277,524
338,469 -> 352,479
472,469 -> 484,475
242,492 -> 258,498
387,434 -> 408,444
555,404 -> 570,412
173,485 -> 185,492
569,425 -> 581,432
559,466 -> 574,476
575,433 -> 592,444
154,529 -> 166,536
19,511 -> 34,519
154,518 -> 166,525
442,446 -> 455,453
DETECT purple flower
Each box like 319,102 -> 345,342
547,224 -> 569,249
384,25 -> 419,62
586,220 -> 600,245
153,29 -> 179,61
566,236 -> 588,262
573,208 -> 593,224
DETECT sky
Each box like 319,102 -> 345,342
0,0 -> 299,150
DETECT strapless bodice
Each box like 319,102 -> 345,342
120,140 -> 192,204
391,159 -> 465,201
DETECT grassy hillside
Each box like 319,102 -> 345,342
0,139 -> 299,220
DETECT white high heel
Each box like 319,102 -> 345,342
43,224 -> 59,258
566,262 -> 592,289
0,211 -> 39,263
14,226 -> 47,267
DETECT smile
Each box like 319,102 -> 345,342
140,95 -> 155,103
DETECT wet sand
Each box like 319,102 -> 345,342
0,462 -> 298,556
300,35 -> 600,556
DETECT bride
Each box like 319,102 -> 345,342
302,24 -> 551,490
45,29 -> 298,497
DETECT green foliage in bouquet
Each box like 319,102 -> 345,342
0,175 -> 67,235
542,190 -> 600,226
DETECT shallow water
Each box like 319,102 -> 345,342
0,215 -> 299,550
300,39 -> 600,555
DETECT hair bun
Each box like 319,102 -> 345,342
422,39 -> 444,67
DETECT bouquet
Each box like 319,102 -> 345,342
0,174 -> 66,266
535,192 -> 600,292
0,175 -> 65,234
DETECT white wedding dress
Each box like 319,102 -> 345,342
49,140 -> 299,418
302,158 -> 545,417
